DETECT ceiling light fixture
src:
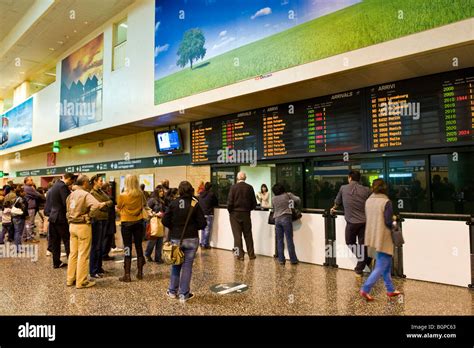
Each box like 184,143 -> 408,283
84,21 -> 88,25
57,41 -> 64,45
49,47 -> 55,51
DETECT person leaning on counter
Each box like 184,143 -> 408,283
66,175 -> 107,289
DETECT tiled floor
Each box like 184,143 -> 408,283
0,239 -> 472,316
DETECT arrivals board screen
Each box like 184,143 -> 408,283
368,68 -> 474,151
259,90 -> 365,159
191,68 -> 474,164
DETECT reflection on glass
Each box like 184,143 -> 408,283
387,158 -> 428,213
431,153 -> 474,214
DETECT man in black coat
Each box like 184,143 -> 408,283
44,173 -> 75,268
227,172 -> 257,260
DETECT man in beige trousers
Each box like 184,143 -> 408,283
66,175 -> 106,289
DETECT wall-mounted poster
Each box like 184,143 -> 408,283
60,34 -> 103,132
139,174 -> 154,192
154,0 -> 471,105
0,97 -> 33,150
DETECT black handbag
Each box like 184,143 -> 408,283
268,211 -> 275,225
288,193 -> 302,221
391,223 -> 405,247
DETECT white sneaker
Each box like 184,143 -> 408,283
111,248 -> 123,253
46,251 -> 51,256
61,252 -> 67,257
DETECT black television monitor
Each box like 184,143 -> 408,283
154,128 -> 183,154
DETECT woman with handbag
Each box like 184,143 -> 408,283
360,179 -> 402,301
162,181 -> 207,301
145,185 -> 165,263
271,183 -> 300,265
117,175 -> 147,282
11,185 -> 28,253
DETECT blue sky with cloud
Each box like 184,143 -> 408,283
154,0 -> 360,80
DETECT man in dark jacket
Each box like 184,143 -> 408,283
198,182 -> 218,249
331,170 -> 372,276
23,177 -> 44,242
44,173 -> 75,268
227,172 -> 257,260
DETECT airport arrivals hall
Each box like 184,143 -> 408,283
0,0 -> 473,334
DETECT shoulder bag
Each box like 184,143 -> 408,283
162,199 -> 197,265
11,198 -> 24,217
287,193 -> 302,221
391,222 -> 405,247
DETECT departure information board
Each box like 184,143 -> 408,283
191,111 -> 258,164
191,68 -> 473,164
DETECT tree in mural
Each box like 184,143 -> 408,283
177,28 -> 206,70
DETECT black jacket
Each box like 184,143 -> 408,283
227,182 -> 257,213
162,196 -> 207,240
44,181 -> 70,224
147,196 -> 164,213
198,190 -> 218,215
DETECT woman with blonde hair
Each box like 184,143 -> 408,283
117,174 -> 147,282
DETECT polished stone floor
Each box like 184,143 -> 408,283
0,239 -> 472,316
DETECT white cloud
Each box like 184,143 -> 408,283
264,23 -> 271,28
251,7 -> 272,20
219,30 -> 227,38
212,36 -> 235,50
155,21 -> 160,31
154,44 -> 169,57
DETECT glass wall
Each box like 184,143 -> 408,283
430,153 -> 474,214
387,158 -> 429,213
211,149 -> 474,214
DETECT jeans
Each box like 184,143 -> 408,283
12,217 -> 25,252
145,237 -> 164,261
120,220 -> 144,258
361,252 -> 395,293
24,208 -> 36,241
0,223 -> 12,244
275,214 -> 298,263
168,238 -> 199,298
90,220 -> 107,274
200,215 -> 214,247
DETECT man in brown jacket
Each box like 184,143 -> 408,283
66,175 -> 106,289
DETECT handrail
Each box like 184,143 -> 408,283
400,212 -> 471,219
302,208 -> 326,214
400,212 -> 473,222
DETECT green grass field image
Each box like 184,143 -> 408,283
154,0 -> 472,105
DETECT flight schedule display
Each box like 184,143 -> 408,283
191,111 -> 258,164
259,90 -> 365,159
369,68 -> 474,151
191,68 -> 473,164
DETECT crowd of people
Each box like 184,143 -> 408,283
0,169 -> 402,302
